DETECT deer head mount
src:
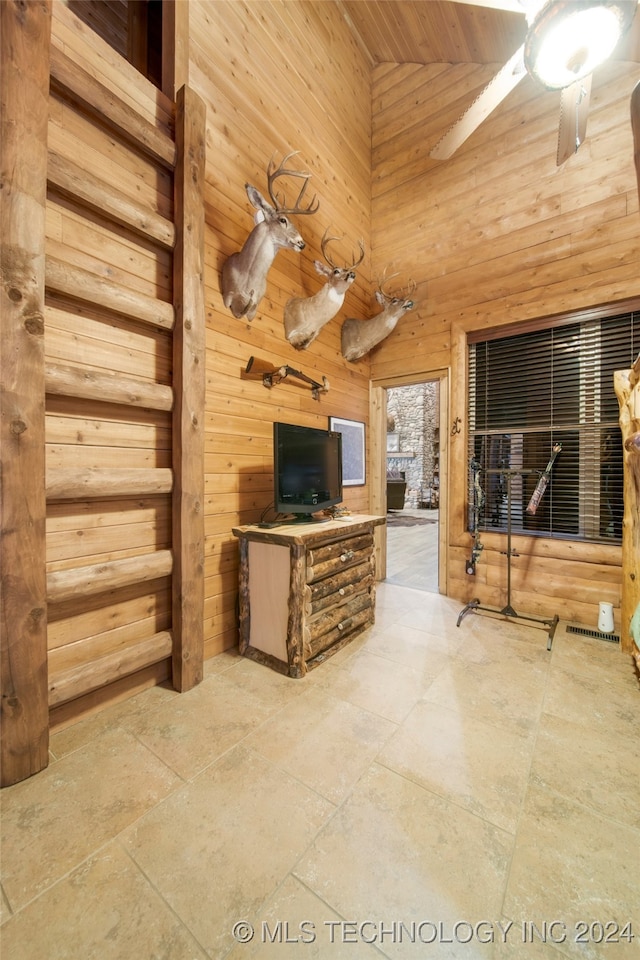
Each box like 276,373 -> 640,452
221,152 -> 319,322
341,272 -> 417,362
284,229 -> 365,350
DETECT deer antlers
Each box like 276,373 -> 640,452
221,150 -> 320,321
267,151 -> 319,216
321,229 -> 365,272
377,268 -> 416,302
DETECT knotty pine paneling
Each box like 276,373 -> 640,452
370,55 -> 640,632
189,0 -> 374,656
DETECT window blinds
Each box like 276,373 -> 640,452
468,312 -> 639,544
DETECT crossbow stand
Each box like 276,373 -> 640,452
457,467 -> 559,650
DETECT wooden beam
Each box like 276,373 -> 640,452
171,0 -> 190,96
632,81 -> 640,203
46,468 -> 173,501
45,361 -> 174,411
47,550 -> 173,604
47,151 -> 175,249
127,0 -> 149,78
46,257 -> 175,330
0,0 -> 52,787
49,45 -> 176,169
172,85 -> 206,691
48,631 -> 173,707
614,356 -> 640,656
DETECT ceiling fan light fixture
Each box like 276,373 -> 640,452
524,1 -> 637,89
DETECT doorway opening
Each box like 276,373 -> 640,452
385,380 -> 441,593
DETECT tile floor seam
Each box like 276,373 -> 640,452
116,837 -> 214,959
520,774 -> 640,838
0,833 -> 125,923
269,873 -> 395,960
228,866 -> 395,960
370,755 -> 520,841
496,670 -> 554,923
179,687 -> 327,785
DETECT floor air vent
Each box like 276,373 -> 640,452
566,625 -> 620,643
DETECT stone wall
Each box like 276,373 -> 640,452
387,382 -> 439,508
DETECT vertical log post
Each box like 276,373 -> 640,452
1,0 -> 52,785
172,85 -> 206,691
614,355 -> 640,656
632,81 -> 640,202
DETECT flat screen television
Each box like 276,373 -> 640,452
273,421 -> 343,522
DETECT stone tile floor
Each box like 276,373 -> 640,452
1,583 -> 639,959
386,508 -> 439,593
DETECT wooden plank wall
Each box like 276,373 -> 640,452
370,58 -> 640,632
187,0 -> 374,659
45,4 -> 180,728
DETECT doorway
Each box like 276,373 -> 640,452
386,381 -> 440,592
370,372 -> 449,595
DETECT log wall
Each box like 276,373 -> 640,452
44,4 -> 178,730
370,58 -> 640,634
6,1 -> 638,773
187,0 -> 374,659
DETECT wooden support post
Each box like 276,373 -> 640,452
614,355 -> 640,656
172,85 -> 206,691
632,82 -> 640,203
1,0 -> 52,786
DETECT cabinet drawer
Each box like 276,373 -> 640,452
305,559 -> 373,608
304,591 -> 372,649
306,574 -> 374,618
305,596 -> 374,660
307,533 -> 373,570
306,539 -> 374,584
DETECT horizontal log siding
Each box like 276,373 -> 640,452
370,57 -> 640,633
188,0 -> 373,658
45,3 -> 177,718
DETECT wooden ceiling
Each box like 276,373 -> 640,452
337,1 -> 640,68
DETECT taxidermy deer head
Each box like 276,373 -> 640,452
221,152 -> 319,321
341,273 -> 416,362
284,229 -> 365,350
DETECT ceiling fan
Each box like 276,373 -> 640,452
430,0 -> 638,164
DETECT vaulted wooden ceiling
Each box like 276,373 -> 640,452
337,0 -> 640,67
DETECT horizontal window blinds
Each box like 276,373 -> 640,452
468,312 -> 639,544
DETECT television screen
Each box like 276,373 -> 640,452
274,422 -> 343,522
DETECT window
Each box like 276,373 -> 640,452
468,311 -> 639,544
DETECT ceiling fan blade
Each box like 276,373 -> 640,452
430,46 -> 526,160
556,75 -> 592,166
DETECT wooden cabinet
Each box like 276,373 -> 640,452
232,516 -> 385,677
